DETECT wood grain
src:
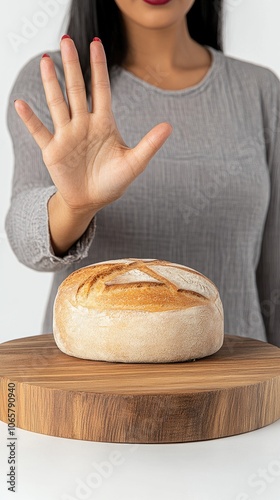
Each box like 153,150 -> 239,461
0,334 -> 280,443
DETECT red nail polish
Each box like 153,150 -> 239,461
61,34 -> 71,40
93,37 -> 102,42
42,53 -> 50,58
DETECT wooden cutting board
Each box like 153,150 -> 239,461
0,334 -> 280,443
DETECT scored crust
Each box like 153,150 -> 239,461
53,258 -> 224,363
58,258 -> 220,312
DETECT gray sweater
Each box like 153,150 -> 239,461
5,46 -> 280,345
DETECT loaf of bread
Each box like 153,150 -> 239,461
53,258 -> 224,363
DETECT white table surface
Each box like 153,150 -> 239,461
1,419 -> 280,500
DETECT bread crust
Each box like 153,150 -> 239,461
53,259 -> 224,363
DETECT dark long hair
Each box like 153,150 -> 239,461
67,0 -> 224,91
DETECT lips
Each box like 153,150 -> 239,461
143,0 -> 172,5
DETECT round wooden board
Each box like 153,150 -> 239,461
0,334 -> 280,443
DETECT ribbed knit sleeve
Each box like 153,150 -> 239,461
256,70 -> 280,346
5,52 -> 96,272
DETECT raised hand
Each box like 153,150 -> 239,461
14,36 -> 172,254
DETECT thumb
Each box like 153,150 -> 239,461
130,122 -> 173,175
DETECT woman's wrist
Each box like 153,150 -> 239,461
47,192 -> 98,257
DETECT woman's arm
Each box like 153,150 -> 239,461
5,38 -> 172,269
256,70 -> 280,347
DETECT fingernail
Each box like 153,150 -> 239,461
93,37 -> 102,43
42,53 -> 50,58
61,34 -> 71,40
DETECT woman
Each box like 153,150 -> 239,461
5,0 -> 280,344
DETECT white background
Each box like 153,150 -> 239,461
1,0 -> 280,344
1,419 -> 280,500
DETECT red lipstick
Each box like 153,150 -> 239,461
143,0 -> 172,5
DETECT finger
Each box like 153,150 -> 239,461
129,123 -> 173,176
90,38 -> 111,113
40,55 -> 70,129
60,36 -> 88,117
14,100 -> 53,150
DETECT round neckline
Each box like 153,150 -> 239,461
115,45 -> 221,96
